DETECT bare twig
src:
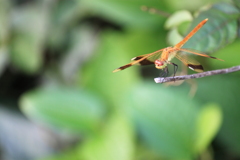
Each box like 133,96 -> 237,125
141,6 -> 171,17
154,65 -> 240,83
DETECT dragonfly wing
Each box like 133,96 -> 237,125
131,51 -> 163,65
113,49 -> 163,72
175,52 -> 204,72
178,48 -> 224,61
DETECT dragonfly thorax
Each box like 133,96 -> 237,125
163,47 -> 172,51
155,60 -> 167,69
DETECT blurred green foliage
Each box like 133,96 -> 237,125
1,0 -> 240,160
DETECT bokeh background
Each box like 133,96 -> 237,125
1,0 -> 240,160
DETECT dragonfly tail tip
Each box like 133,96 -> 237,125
112,69 -> 120,73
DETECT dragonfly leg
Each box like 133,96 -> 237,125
159,66 -> 169,77
168,62 -> 178,81
173,63 -> 178,77
164,67 -> 169,77
159,67 -> 169,83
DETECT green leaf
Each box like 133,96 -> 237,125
233,0 -> 240,9
48,0 -> 83,48
81,31 -> 139,106
167,27 -> 184,46
195,75 -> 240,155
0,0 -> 11,44
40,149 -> 80,160
165,10 -> 193,29
11,33 -> 43,73
10,2 -> 51,73
164,0 -> 220,11
124,82 -> 222,159
79,113 -> 135,160
20,87 -> 106,135
195,103 -> 222,153
206,39 -> 240,71
78,0 -> 167,29
211,2 -> 240,14
183,3 -> 239,53
165,10 -> 193,46
81,28 -> 166,106
0,0 -> 11,76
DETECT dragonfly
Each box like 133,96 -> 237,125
113,18 -> 223,76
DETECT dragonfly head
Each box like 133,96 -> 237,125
155,60 -> 167,69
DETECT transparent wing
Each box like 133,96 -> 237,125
131,51 -> 163,65
175,52 -> 204,72
113,49 -> 163,72
177,48 -> 224,61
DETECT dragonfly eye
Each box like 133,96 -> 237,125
155,60 -> 163,66
155,60 -> 165,69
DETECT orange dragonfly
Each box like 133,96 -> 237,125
113,18 -> 223,76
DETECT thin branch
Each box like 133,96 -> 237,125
141,6 -> 171,18
154,65 -> 240,83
